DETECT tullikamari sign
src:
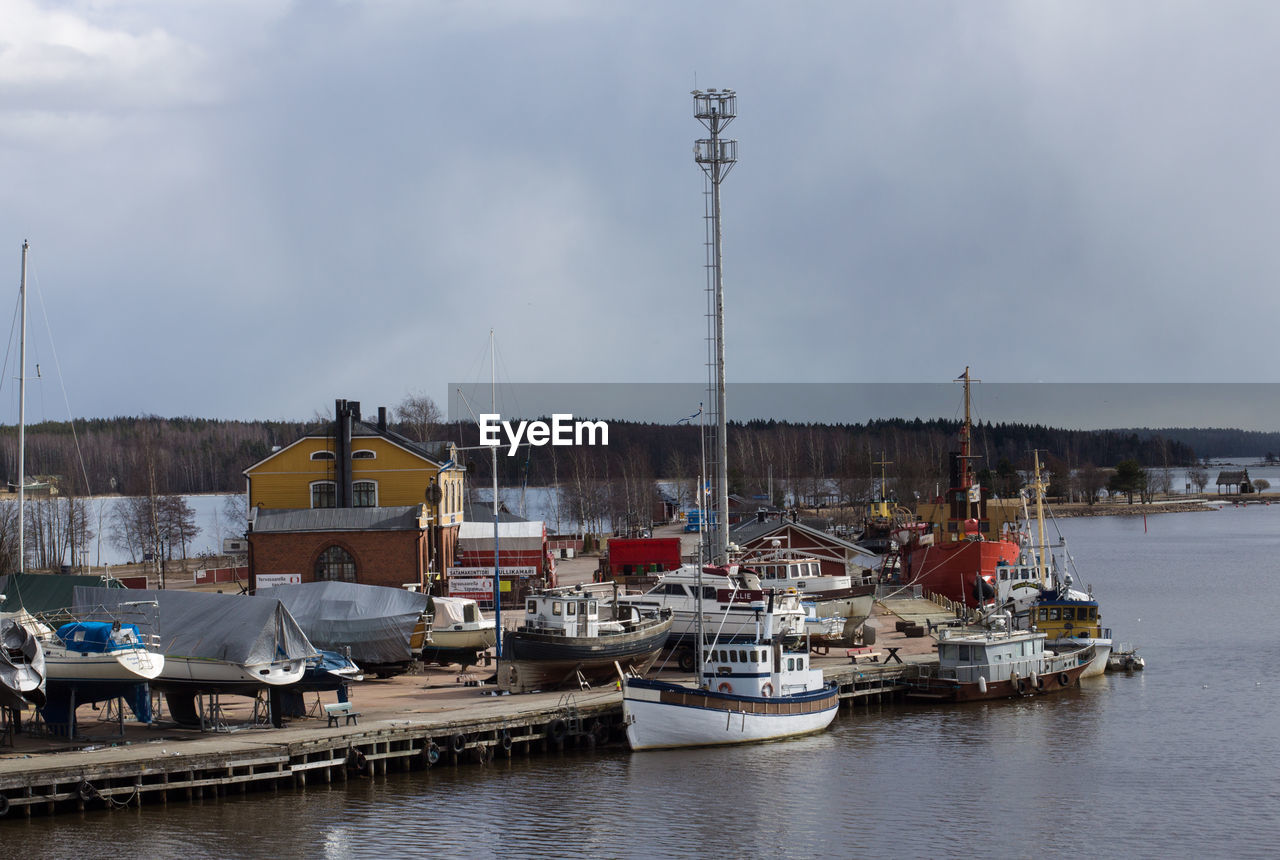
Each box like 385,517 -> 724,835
447,566 -> 537,600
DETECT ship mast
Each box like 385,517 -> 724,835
17,240 -> 27,574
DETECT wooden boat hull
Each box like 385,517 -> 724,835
623,679 -> 839,750
497,615 -> 673,692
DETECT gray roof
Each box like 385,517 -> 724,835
463,499 -> 530,524
250,505 -> 425,534
730,516 -> 875,558
1216,470 -> 1250,484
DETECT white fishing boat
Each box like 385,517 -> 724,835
622,593 -> 839,750
613,564 -> 809,669
739,553 -> 876,641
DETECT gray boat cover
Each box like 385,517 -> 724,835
72,587 -> 317,666
268,581 -> 428,665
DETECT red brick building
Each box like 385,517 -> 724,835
247,505 -> 433,592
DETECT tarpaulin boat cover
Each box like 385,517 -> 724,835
0,573 -> 124,615
429,595 -> 479,627
268,581 -> 428,665
72,587 -> 317,666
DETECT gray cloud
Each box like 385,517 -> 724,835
1,2 -> 1278,426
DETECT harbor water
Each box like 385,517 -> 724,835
8,505 -> 1280,858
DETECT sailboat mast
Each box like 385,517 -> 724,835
1034,450 -> 1048,586
490,329 -> 502,657
17,240 -> 27,574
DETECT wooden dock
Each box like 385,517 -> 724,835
0,596 -> 944,821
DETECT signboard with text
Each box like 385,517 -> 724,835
255,573 -> 302,590
447,566 -> 536,600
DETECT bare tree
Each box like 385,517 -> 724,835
396,392 -> 443,442
1187,466 -> 1209,494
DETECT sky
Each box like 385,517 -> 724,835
4,1 -> 1280,428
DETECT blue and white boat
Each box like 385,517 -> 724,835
621,592 -> 839,750
42,621 -> 165,684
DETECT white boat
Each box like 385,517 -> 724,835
0,615 -> 45,709
738,554 -> 876,640
614,564 -> 809,669
622,594 -> 839,750
73,587 -> 314,693
41,621 -> 165,683
421,595 -> 496,667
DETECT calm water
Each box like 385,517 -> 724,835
9,505 -> 1280,858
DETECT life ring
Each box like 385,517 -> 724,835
548,718 -> 567,743
0,794 -> 9,816
718,682 -> 733,694
450,733 -> 467,754
423,741 -> 441,766
1058,672 -> 1071,687
77,781 -> 95,803
499,730 -> 513,753
760,682 -> 773,697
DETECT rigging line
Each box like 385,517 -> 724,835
0,289 -> 19,406
31,272 -> 93,496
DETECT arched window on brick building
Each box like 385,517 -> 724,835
315,545 -> 357,582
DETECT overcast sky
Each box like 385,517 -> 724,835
4,2 -> 1280,428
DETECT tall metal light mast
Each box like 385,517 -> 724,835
693,88 -> 736,564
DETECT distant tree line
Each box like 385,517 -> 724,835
0,413 -> 1199,507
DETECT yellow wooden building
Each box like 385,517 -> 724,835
243,399 -> 465,587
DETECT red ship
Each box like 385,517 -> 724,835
896,368 -> 1022,608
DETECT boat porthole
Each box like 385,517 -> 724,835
718,682 -> 733,694
1058,672 -> 1070,686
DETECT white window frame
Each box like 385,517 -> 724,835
310,451 -> 335,460
310,480 -> 336,508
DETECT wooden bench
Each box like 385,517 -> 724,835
846,647 -> 885,665
324,701 -> 361,727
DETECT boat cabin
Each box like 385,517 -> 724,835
520,592 -> 600,638
55,621 -> 146,653
699,640 -> 823,698
747,558 -> 850,592
1031,597 -> 1103,641
936,628 -> 1048,684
